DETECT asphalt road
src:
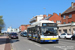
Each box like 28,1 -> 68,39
11,34 -> 75,50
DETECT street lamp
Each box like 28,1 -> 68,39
44,8 -> 46,14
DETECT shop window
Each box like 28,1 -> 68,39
59,30 -> 61,34
73,28 -> 75,34
69,29 -> 71,33
63,29 -> 67,33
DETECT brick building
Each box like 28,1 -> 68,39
19,24 -> 30,32
43,13 -> 61,24
58,2 -> 75,35
61,2 -> 75,24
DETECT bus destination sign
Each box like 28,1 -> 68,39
42,23 -> 57,27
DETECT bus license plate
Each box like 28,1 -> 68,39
49,40 -> 52,42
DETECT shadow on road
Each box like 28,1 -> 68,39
10,38 -> 20,44
28,39 -> 58,44
0,38 -> 7,45
0,36 -> 20,45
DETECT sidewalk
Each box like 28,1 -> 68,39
0,35 -> 11,50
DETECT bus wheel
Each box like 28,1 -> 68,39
27,36 -> 30,40
37,39 -> 40,43
35,38 -> 37,42
38,39 -> 42,43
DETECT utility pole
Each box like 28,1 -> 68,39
44,8 -> 46,14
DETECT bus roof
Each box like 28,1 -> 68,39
28,20 -> 54,28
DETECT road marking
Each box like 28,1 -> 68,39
34,43 -> 41,47
23,40 -> 33,44
54,46 -> 74,50
28,41 -> 34,44
59,41 -> 68,46
24,40 -> 42,47
11,44 -> 13,50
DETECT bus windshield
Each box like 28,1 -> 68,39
41,27 -> 57,36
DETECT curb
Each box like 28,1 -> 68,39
4,36 -> 11,50
11,44 -> 13,50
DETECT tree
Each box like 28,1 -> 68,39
0,16 -> 5,33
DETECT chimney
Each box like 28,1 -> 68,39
53,13 -> 56,15
48,14 -> 52,17
72,2 -> 74,8
43,14 -> 47,18
73,3 -> 75,7
71,2 -> 75,8
59,13 -> 61,17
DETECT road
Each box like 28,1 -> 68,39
11,34 -> 75,50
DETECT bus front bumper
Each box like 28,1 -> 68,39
40,40 -> 59,42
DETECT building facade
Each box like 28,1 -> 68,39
61,2 -> 75,24
58,23 -> 75,35
30,15 -> 43,23
43,13 -> 61,24
7,27 -> 19,33
19,24 -> 30,32
58,2 -> 75,35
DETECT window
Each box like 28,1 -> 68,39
67,34 -> 71,35
69,14 -> 72,18
63,15 -> 66,19
63,22 -> 66,24
71,21 -> 74,23
52,20 -> 54,22
59,30 -> 61,34
73,28 -> 75,34
56,21 -> 61,23
61,33 -> 66,35
63,29 -> 67,33
69,29 -> 71,33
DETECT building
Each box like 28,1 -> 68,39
61,2 -> 75,24
19,24 -> 30,32
58,23 -> 75,35
58,2 -> 75,35
7,27 -> 19,33
43,13 -> 61,24
30,15 -> 43,23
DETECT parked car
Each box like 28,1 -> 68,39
71,34 -> 75,40
20,32 -> 27,37
9,33 -> 18,39
59,33 -> 72,39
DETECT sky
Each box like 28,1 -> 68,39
0,0 -> 75,31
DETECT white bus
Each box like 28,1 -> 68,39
27,20 -> 59,43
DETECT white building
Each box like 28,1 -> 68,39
58,23 -> 75,35
30,15 -> 43,23
7,27 -> 19,33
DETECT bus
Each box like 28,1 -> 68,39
27,20 -> 59,43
